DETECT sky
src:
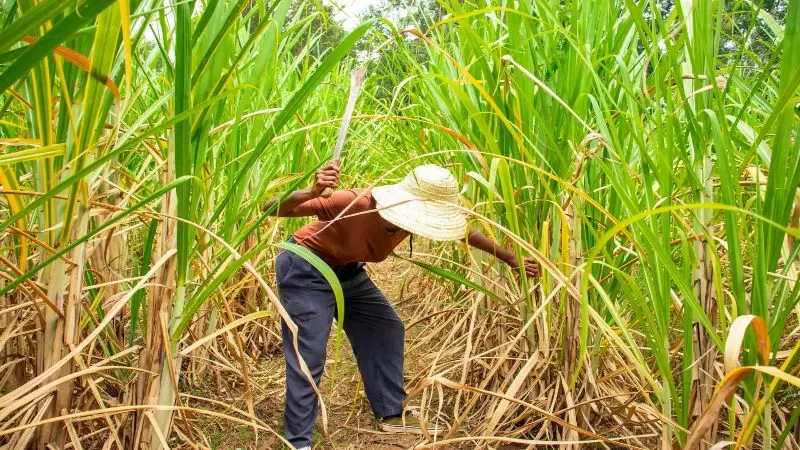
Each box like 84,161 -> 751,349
328,0 -> 382,30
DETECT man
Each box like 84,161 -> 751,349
264,163 -> 538,449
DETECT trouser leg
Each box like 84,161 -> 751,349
278,255 -> 335,448
342,274 -> 406,418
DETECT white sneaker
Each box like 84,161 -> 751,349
296,447 -> 311,450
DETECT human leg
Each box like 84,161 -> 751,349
277,251 -> 336,448
341,274 -> 406,418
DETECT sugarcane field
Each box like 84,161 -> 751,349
0,0 -> 799,449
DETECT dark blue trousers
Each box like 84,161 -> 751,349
276,246 -> 406,448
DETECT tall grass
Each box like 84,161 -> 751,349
0,0 -> 368,447
369,0 -> 799,447
0,0 -> 798,449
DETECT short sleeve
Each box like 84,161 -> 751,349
308,190 -> 361,221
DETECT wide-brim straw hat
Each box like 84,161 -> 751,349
372,164 -> 467,241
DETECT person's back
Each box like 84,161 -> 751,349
293,189 -> 409,265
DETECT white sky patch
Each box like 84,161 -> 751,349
327,0 -> 384,30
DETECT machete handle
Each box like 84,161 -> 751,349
318,158 -> 341,199
319,187 -> 334,198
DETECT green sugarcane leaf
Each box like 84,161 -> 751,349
275,242 -> 346,379
191,0 -> 220,44
400,255 -> 503,303
59,2 -> 121,245
0,0 -> 79,52
207,19 -> 374,226
172,237 -> 272,339
191,2 -> 250,86
0,88 -> 242,234
0,0 -> 117,94
174,0 -> 193,284
0,143 -> 64,165
130,218 -> 158,347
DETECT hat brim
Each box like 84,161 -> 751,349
372,185 -> 467,241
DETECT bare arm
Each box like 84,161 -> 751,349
464,230 -> 539,277
262,164 -> 339,217
262,188 -> 319,217
466,230 -> 515,263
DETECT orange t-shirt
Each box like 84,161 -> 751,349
293,189 -> 410,265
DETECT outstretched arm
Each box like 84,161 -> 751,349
262,164 -> 339,217
464,230 -> 539,277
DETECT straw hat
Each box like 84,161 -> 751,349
372,164 -> 467,241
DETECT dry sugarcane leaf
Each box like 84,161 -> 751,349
20,36 -> 119,99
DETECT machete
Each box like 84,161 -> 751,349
320,66 -> 366,198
